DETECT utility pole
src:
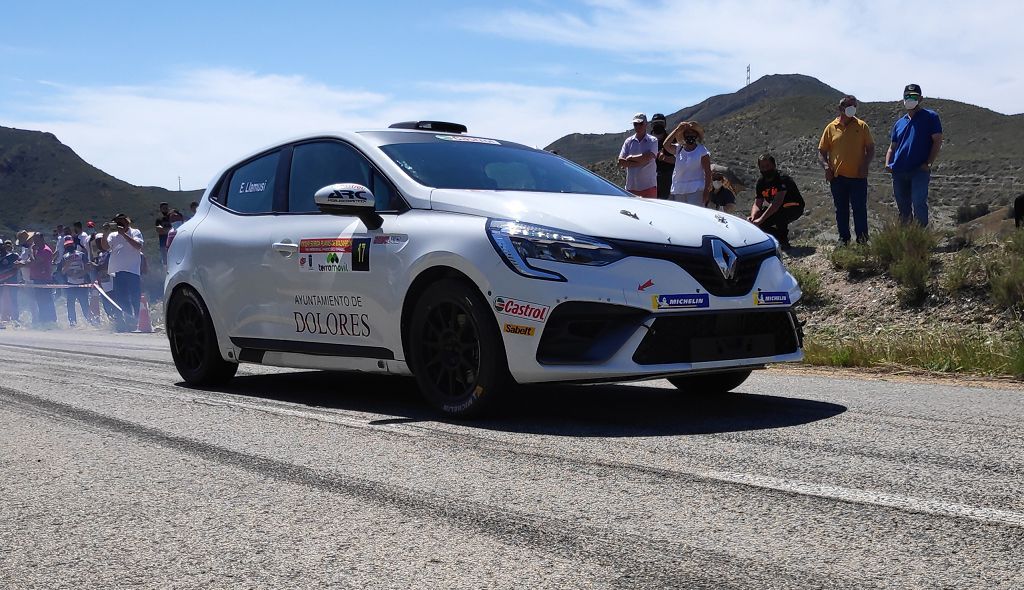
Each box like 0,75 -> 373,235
746,65 -> 750,87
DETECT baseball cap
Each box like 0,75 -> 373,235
63,238 -> 74,247
904,83 -> 922,96
651,113 -> 666,123
87,221 -> 95,228
632,112 -> 647,124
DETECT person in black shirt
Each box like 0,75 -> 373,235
650,113 -> 675,199
708,171 -> 737,213
749,154 -> 805,250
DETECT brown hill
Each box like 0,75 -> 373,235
0,125 -> 202,236
551,75 -> 1024,241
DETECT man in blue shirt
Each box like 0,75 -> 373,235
884,83 -> 943,226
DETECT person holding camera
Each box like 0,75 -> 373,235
99,214 -> 144,332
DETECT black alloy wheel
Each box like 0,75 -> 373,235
167,286 -> 238,386
408,279 -> 508,417
667,369 -> 753,394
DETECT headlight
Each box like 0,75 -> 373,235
487,219 -> 624,281
766,234 -> 784,258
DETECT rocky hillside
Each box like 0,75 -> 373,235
0,125 -> 202,235
551,75 -> 1024,241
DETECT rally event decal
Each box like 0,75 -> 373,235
753,291 -> 791,306
493,296 -> 549,323
651,293 -> 710,310
298,237 -> 370,272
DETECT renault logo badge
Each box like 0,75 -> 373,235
711,239 -> 738,280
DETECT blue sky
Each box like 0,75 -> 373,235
2,0 -> 1021,190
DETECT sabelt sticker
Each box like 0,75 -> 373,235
754,291 -> 791,306
493,296 -> 549,322
503,323 -> 536,337
373,234 -> 408,245
652,293 -> 710,310
435,134 -> 501,145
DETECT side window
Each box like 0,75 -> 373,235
289,142 -> 372,213
225,151 -> 278,214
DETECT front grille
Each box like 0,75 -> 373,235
632,310 -> 800,365
609,236 -> 777,296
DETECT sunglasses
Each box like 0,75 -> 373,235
903,94 -> 921,100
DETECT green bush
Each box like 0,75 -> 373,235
790,266 -> 824,304
983,230 -> 1024,309
829,244 -> 874,273
941,250 -> 975,294
891,256 -> 930,304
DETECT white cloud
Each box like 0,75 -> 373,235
470,0 -> 1024,113
9,69 -> 628,190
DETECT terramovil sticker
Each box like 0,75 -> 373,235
493,296 -> 549,322
652,293 -> 710,310
435,134 -> 501,145
503,323 -> 536,337
754,291 -> 791,306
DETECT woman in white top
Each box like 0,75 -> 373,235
663,121 -> 712,206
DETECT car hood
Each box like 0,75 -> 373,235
429,189 -> 768,248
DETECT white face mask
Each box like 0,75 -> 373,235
843,106 -> 857,117
712,181 -> 723,190
904,98 -> 919,110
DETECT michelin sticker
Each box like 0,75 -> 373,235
293,293 -> 371,337
652,293 -> 710,310
299,238 -> 370,272
754,291 -> 791,306
493,296 -> 549,322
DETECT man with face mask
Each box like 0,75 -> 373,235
818,95 -> 875,245
749,154 -> 805,251
885,83 -> 943,227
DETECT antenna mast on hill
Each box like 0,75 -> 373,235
746,65 -> 750,87
178,176 -> 182,191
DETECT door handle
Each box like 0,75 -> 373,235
272,242 -> 299,256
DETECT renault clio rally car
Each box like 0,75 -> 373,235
165,121 -> 804,416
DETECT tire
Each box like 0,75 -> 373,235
407,278 -> 509,417
167,286 -> 238,386
668,369 -> 752,394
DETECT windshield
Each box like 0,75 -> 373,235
377,137 -> 627,196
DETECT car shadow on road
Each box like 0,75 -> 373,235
178,370 -> 847,437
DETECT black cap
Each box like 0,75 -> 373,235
651,113 -> 667,123
904,83 -> 922,95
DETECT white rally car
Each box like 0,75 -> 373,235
165,121 -> 803,416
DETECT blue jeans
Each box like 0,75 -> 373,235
65,285 -> 91,325
113,271 -> 141,330
32,279 -> 58,325
830,176 -> 869,242
892,169 -> 931,227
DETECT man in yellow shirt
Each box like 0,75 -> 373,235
818,95 -> 875,245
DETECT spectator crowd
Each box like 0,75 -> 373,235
619,82 -> 946,250
0,200 -> 198,331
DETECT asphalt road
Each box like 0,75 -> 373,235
0,329 -> 1021,589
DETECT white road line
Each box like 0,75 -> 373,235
191,396 -> 1024,529
701,469 -> 1024,528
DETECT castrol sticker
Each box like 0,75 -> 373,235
493,296 -> 549,323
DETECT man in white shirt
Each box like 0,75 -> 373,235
617,113 -> 659,198
100,214 -> 145,331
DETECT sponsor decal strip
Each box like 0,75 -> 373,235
503,323 -> 536,336
652,293 -> 710,310
493,296 -> 550,322
754,291 -> 791,306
